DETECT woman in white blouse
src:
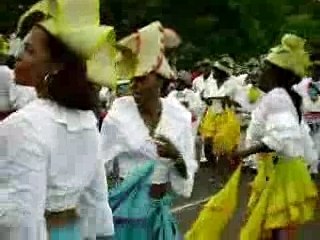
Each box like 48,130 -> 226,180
233,34 -> 318,240
100,21 -> 198,239
0,0 -> 115,239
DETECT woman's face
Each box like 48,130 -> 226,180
131,72 -> 161,106
14,26 -> 55,88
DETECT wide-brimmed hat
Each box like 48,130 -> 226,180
18,0 -> 117,88
266,34 -> 310,77
116,21 -> 181,80
213,59 -> 233,76
195,58 -> 212,68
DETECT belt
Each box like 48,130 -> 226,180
119,177 -> 169,199
45,208 -> 79,229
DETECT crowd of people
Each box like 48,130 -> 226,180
0,0 -> 320,240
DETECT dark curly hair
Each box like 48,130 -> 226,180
36,25 -> 98,111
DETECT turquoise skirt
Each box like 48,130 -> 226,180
49,221 -> 81,240
109,162 -> 181,240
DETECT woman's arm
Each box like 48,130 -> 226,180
236,142 -> 273,159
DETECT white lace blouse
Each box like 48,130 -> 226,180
0,99 -> 114,239
246,88 -> 317,168
100,96 -> 198,198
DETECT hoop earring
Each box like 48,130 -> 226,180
44,73 -> 51,83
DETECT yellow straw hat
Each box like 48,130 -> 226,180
266,34 -> 311,77
18,0 -> 117,88
116,21 -> 181,80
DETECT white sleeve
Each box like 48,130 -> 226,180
261,111 -> 304,157
79,159 -> 114,239
100,116 -> 125,164
169,121 -> 198,198
0,115 -> 47,239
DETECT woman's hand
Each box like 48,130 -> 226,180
154,135 -> 188,178
154,135 -> 180,160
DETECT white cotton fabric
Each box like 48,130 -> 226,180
246,88 -> 318,172
192,73 -> 220,99
100,96 -> 198,198
0,66 -> 14,112
0,99 -> 114,240
167,89 -> 205,136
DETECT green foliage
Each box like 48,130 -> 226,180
1,0 -> 319,69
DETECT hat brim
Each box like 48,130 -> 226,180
213,62 -> 232,75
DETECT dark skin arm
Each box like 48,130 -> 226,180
232,142 -> 273,160
154,135 -> 188,179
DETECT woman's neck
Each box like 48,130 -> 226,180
138,98 -> 162,118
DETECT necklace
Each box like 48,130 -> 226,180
141,104 -> 162,137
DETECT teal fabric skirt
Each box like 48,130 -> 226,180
49,221 -> 81,240
109,161 -> 181,240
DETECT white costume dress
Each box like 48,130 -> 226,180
294,78 -> 320,173
0,99 -> 114,240
100,96 -> 198,198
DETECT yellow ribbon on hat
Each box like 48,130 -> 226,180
116,21 -> 180,80
20,0 -> 117,88
266,34 -> 311,77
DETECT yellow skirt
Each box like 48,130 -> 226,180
241,156 -> 318,240
199,108 -> 241,156
247,153 -> 275,213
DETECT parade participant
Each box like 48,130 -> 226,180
0,0 -> 117,239
293,48 -> 320,175
192,59 -> 220,104
100,21 -> 198,239
167,70 -> 202,126
236,34 -> 318,240
199,59 -> 241,186
187,33 -> 318,240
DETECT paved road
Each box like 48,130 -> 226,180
173,165 -> 320,239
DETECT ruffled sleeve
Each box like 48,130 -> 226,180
261,111 -> 304,157
257,89 -> 306,157
169,119 -> 198,198
100,114 -> 126,165
79,158 -> 114,238
0,113 -> 48,238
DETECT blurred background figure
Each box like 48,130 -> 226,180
168,70 -> 204,161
